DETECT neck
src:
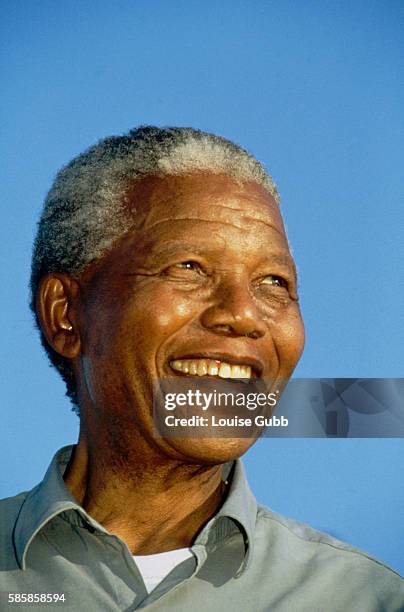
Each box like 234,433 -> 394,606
63,426 -> 229,555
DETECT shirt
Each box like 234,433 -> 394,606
0,445 -> 403,611
132,549 -> 194,594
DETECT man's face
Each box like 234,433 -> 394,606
75,173 -> 304,463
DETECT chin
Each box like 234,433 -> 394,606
164,436 -> 257,465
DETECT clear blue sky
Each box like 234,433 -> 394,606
1,1 -> 403,574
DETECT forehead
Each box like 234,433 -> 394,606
125,173 -> 286,235
83,173 -> 296,282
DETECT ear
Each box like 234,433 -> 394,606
36,274 -> 81,359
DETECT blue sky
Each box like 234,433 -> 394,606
1,1 -> 403,574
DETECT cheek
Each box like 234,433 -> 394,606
149,301 -> 191,328
122,291 -> 198,352
271,307 -> 305,369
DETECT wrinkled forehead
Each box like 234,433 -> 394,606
81,172 -> 295,284
124,173 -> 286,235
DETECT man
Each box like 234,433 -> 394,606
1,126 -> 402,611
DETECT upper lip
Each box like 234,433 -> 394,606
168,352 -> 264,377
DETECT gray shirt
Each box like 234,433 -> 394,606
0,446 -> 403,611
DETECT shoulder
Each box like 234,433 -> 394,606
253,504 -> 404,609
255,503 -> 403,578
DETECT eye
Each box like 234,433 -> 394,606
175,261 -> 203,272
259,275 -> 288,288
163,260 -> 207,278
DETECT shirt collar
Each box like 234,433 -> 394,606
14,445 -> 97,569
14,445 -> 257,574
194,459 -> 257,575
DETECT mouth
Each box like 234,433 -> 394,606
169,354 -> 263,380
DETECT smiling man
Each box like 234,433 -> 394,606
1,127 -> 402,611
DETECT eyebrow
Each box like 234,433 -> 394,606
263,254 -> 298,283
144,241 -> 207,257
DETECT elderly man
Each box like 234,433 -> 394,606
0,126 -> 402,611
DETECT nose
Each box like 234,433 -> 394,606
200,275 -> 267,339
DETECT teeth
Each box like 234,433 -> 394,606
170,359 -> 253,379
231,365 -> 242,378
218,363 -> 231,378
189,361 -> 198,375
197,360 -> 208,376
182,361 -> 190,374
240,365 -> 251,378
208,361 -> 219,376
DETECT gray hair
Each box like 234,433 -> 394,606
30,125 -> 280,413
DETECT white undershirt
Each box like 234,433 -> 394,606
132,547 -> 194,594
